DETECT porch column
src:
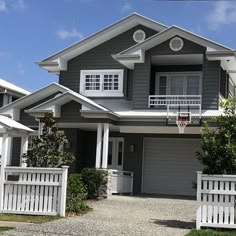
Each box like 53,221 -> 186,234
95,123 -> 102,169
0,133 -> 11,211
102,123 -> 109,169
20,136 -> 28,167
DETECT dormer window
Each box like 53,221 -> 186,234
80,69 -> 124,97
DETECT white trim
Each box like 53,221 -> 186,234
39,13 -> 167,63
80,69 -> 124,97
133,30 -> 146,43
169,37 -> 184,51
155,71 -> 202,96
95,123 -> 102,168
102,123 -> 109,169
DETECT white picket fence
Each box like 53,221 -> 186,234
196,171 -> 236,229
0,166 -> 68,216
108,170 -> 133,195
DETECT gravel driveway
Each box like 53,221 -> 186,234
2,195 -> 196,236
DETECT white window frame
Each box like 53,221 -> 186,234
80,69 -> 124,97
155,72 -> 202,95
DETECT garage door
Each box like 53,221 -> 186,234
142,138 -> 202,196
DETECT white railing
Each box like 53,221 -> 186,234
0,166 -> 68,216
108,170 -> 133,195
149,95 -> 201,107
196,171 -> 236,230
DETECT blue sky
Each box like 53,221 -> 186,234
0,0 -> 236,92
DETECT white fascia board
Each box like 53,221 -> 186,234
26,91 -> 108,115
41,13 -> 167,62
0,83 -> 69,118
38,13 -> 168,73
118,26 -> 232,56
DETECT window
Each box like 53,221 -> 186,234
80,70 -> 124,97
156,72 -> 201,95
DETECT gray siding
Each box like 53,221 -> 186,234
202,55 -> 221,110
11,137 -> 21,166
0,94 -> 3,107
59,25 -> 158,102
133,37 -> 206,109
220,69 -> 227,98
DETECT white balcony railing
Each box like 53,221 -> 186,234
149,95 -> 201,108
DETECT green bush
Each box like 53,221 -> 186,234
67,173 -> 87,201
66,197 -> 90,214
80,168 -> 107,199
66,173 -> 89,214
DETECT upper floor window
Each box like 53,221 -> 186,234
155,72 -> 202,96
80,69 -> 124,97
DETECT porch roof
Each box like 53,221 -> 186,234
0,115 -> 34,134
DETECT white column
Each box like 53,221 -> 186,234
196,171 -> 202,230
95,123 -> 102,169
59,166 -> 69,217
0,133 -> 10,212
102,123 -> 109,169
20,136 -> 29,167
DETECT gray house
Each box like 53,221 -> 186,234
0,13 -> 235,196
0,78 -> 30,160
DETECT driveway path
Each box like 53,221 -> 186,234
2,195 -> 196,236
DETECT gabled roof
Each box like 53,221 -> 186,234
0,82 -> 109,121
112,25 -> 232,69
25,90 -> 108,115
0,115 -> 33,133
0,78 -> 30,96
36,13 -> 168,73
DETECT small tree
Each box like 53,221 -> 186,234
197,99 -> 236,174
23,113 -> 74,167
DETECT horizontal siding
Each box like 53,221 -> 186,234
59,24 -> 158,101
133,37 -> 206,109
202,55 -> 220,110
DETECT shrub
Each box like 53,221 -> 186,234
66,197 -> 90,214
80,168 -> 107,199
66,174 -> 89,214
67,173 -> 87,201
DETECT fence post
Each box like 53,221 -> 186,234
196,171 -> 202,230
130,172 -> 134,196
59,166 -> 68,217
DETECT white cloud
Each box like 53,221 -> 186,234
56,27 -> 84,40
207,1 -> 236,30
17,63 -> 24,76
121,2 -> 132,13
0,51 -> 9,57
12,0 -> 27,10
0,0 -> 7,12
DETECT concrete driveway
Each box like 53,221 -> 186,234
3,195 -> 196,236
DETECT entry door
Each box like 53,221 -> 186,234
107,138 -> 124,170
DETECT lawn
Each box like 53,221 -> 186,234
0,227 -> 15,232
0,214 -> 61,224
186,229 -> 236,236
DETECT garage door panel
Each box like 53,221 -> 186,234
143,138 -> 202,196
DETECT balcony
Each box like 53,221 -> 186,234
149,95 -> 201,109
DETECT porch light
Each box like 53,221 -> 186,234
129,144 -> 135,153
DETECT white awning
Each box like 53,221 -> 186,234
0,115 -> 33,134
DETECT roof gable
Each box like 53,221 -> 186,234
37,13 -> 168,73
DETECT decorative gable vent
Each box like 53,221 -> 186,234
133,30 -> 146,43
169,37 -> 184,51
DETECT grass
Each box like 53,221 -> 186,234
0,227 -> 15,232
186,229 -> 236,236
0,214 -> 61,224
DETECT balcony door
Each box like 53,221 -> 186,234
107,138 -> 124,170
155,72 -> 201,96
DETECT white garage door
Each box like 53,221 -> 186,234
142,138 -> 202,196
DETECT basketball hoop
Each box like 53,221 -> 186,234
176,112 -> 191,134
176,119 -> 189,134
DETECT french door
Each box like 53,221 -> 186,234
107,138 -> 124,170
155,72 -> 201,95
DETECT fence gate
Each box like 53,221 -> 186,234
0,166 -> 68,216
196,171 -> 236,229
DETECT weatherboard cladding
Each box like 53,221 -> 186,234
202,55 -> 221,110
59,25 -> 158,98
133,37 -> 221,110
